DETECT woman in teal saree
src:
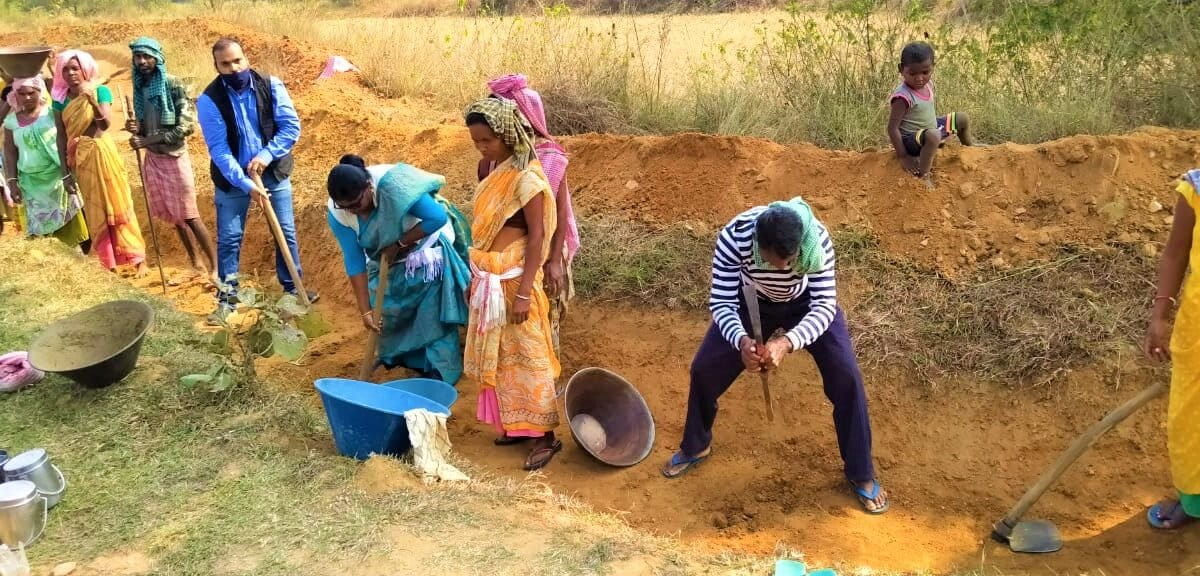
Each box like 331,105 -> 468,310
326,154 -> 470,384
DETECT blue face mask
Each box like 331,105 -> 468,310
221,69 -> 252,91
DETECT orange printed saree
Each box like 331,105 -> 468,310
63,93 -> 146,269
465,158 -> 560,435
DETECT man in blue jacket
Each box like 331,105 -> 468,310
197,37 -> 317,323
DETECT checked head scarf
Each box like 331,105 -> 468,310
130,36 -> 177,126
464,97 -> 535,170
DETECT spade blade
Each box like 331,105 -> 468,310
1008,519 -> 1063,554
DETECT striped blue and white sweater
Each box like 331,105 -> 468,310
710,206 -> 838,351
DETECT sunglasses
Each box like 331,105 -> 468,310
334,187 -> 369,211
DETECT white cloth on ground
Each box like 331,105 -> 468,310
404,408 -> 469,483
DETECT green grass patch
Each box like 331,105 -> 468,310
572,213 -> 714,308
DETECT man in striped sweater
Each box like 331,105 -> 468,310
662,199 -> 889,515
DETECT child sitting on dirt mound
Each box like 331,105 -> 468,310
886,41 -> 974,179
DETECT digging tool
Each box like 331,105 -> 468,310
250,173 -> 311,308
741,283 -> 774,422
120,91 -> 169,296
358,248 -> 396,381
991,380 -> 1168,553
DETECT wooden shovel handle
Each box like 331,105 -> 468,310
358,251 -> 394,381
760,372 -> 774,421
995,380 -> 1167,535
252,173 -> 309,307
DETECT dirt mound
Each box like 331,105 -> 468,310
354,455 -> 423,495
566,128 -> 1200,276
274,81 -> 1200,280
13,18 -> 328,93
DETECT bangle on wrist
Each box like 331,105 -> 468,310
1153,295 -> 1178,307
515,293 -> 531,301
361,310 -> 373,318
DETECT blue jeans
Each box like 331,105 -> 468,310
214,180 -> 303,306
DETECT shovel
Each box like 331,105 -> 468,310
251,173 -> 310,308
120,91 -> 169,295
358,248 -> 395,381
991,380 -> 1167,553
741,283 -> 774,421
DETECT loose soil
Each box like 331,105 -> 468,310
12,20 -> 1200,575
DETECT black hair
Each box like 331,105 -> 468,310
899,42 -> 935,68
465,112 -> 491,128
327,154 -> 371,204
212,37 -> 242,56
0,86 -> 10,101
755,206 -> 803,259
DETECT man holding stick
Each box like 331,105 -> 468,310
660,198 -> 890,515
196,37 -> 315,324
126,37 -> 217,285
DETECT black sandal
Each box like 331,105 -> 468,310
494,435 -> 531,446
523,440 -> 563,471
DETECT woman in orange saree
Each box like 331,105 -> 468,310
463,97 -> 561,471
53,50 -> 149,276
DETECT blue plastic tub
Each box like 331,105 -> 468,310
315,378 -> 451,460
381,378 -> 458,409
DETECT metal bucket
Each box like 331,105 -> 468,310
563,367 -> 656,467
0,481 -> 47,548
1,450 -> 65,509
28,300 -> 154,389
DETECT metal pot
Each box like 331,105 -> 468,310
1,450 -> 65,509
0,481 -> 47,548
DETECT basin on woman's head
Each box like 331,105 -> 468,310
315,378 -> 451,460
0,46 -> 52,78
28,300 -> 154,389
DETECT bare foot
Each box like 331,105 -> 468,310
134,262 -> 151,279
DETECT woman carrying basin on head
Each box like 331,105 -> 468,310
463,97 -> 562,471
1144,168 -> 1200,530
52,49 -> 150,277
325,155 -> 471,385
3,76 -> 88,247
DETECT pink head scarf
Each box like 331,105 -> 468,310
487,74 -> 552,140
51,49 -> 99,104
486,73 -> 580,262
0,351 -> 43,393
5,76 -> 44,110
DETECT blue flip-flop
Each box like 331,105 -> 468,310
1147,500 -> 1191,530
850,479 -> 890,515
662,449 -> 710,479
